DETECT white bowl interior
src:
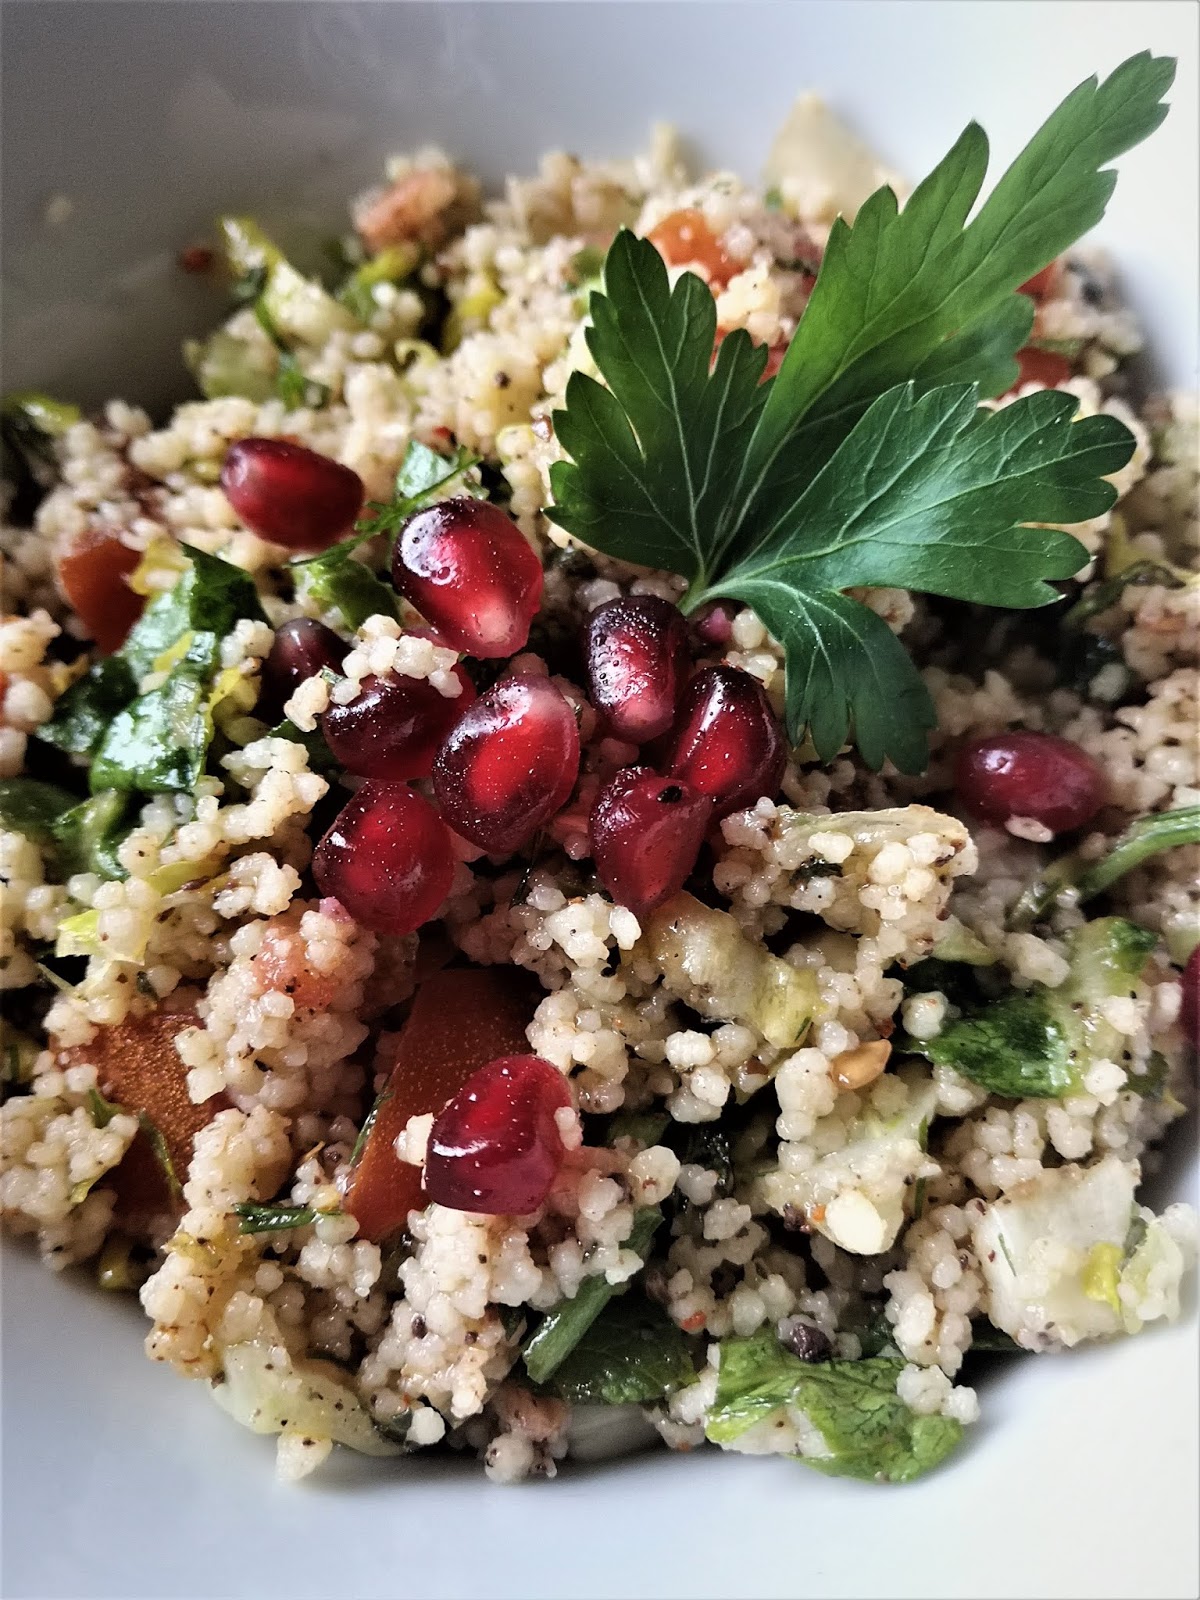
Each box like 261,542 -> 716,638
2,4 -> 1197,1598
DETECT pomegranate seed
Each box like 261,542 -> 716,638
584,596 -> 689,743
663,664 -> 787,817
1180,946 -> 1200,1051
322,669 -> 476,781
590,767 -> 712,919
313,782 -> 454,936
220,438 -> 364,551
955,731 -> 1106,834
258,617 -> 346,722
432,674 -> 580,853
423,1054 -> 571,1214
1007,346 -> 1073,394
392,498 -> 543,658
692,600 -> 740,649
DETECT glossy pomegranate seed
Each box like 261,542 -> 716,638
590,767 -> 712,920
585,596 -> 689,743
692,600 -> 740,649
322,669 -> 475,781
313,782 -> 454,936
663,664 -> 787,817
1180,946 -> 1200,1051
220,438 -> 364,551
423,1054 -> 572,1214
432,674 -> 580,853
258,617 -> 347,722
57,525 -> 144,654
648,208 -> 737,289
1019,262 -> 1060,301
392,498 -> 543,658
956,731 -> 1107,834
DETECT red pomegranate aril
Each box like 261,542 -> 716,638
392,498 -> 543,658
423,1054 -> 572,1215
433,673 -> 580,854
258,617 -> 347,722
955,731 -> 1107,834
590,767 -> 712,920
692,600 -> 740,649
313,782 -> 454,936
585,596 -> 689,743
663,664 -> 787,817
1179,946 -> 1200,1051
322,668 -> 476,781
220,438 -> 364,551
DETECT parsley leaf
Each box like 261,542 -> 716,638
357,439 -> 484,543
549,1294 -> 695,1406
704,383 -> 1131,770
546,55 -> 1172,772
707,1331 -> 963,1483
739,52 -> 1174,510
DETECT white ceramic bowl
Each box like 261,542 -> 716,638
2,5 -> 1197,1597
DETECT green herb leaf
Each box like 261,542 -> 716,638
707,1332 -> 962,1482
50,790 -> 132,880
0,778 -> 79,843
38,657 -> 137,759
86,1086 -> 124,1128
741,53 -> 1174,503
337,243 -> 420,323
549,1295 -> 695,1406
1009,805 -> 1200,929
547,56 -> 1173,772
692,382 -> 1129,770
522,1206 -> 663,1384
138,1113 -> 182,1200
91,642 -> 217,794
356,440 -> 484,544
291,544 -> 398,630
274,351 -> 331,411
233,1201 -> 335,1234
914,990 -> 1079,1099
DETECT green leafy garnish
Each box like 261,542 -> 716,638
522,1206 -> 663,1385
233,1200 -> 338,1234
336,243 -> 420,323
86,1086 -> 123,1128
1010,805 -> 1200,929
706,1331 -> 962,1482
548,55 -> 1174,771
549,1295 -> 695,1406
355,439 -> 483,544
267,718 -> 339,773
38,657 -> 137,759
291,544 -> 398,630
50,790 -> 132,880
0,778 -> 79,843
910,917 -> 1157,1098
914,990 -> 1080,1099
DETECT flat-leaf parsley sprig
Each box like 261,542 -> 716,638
547,52 -> 1174,773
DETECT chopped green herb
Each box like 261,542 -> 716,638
706,1331 -> 963,1482
273,350 -> 332,411
337,243 -> 420,323
138,1113 -> 183,1201
548,55 -> 1173,771
523,1207 -> 663,1385
914,991 -> 1079,1099
1063,557 -> 1187,631
2,1029 -> 40,1092
606,1109 -> 671,1149
0,778 -> 79,843
50,790 -> 133,880
91,641 -> 217,794
38,657 -> 137,759
349,1087 -> 393,1169
86,1087 -> 124,1128
291,543 -> 398,630
356,440 -> 484,544
549,1295 -> 695,1406
233,1200 -> 338,1234
1009,805 -> 1200,930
